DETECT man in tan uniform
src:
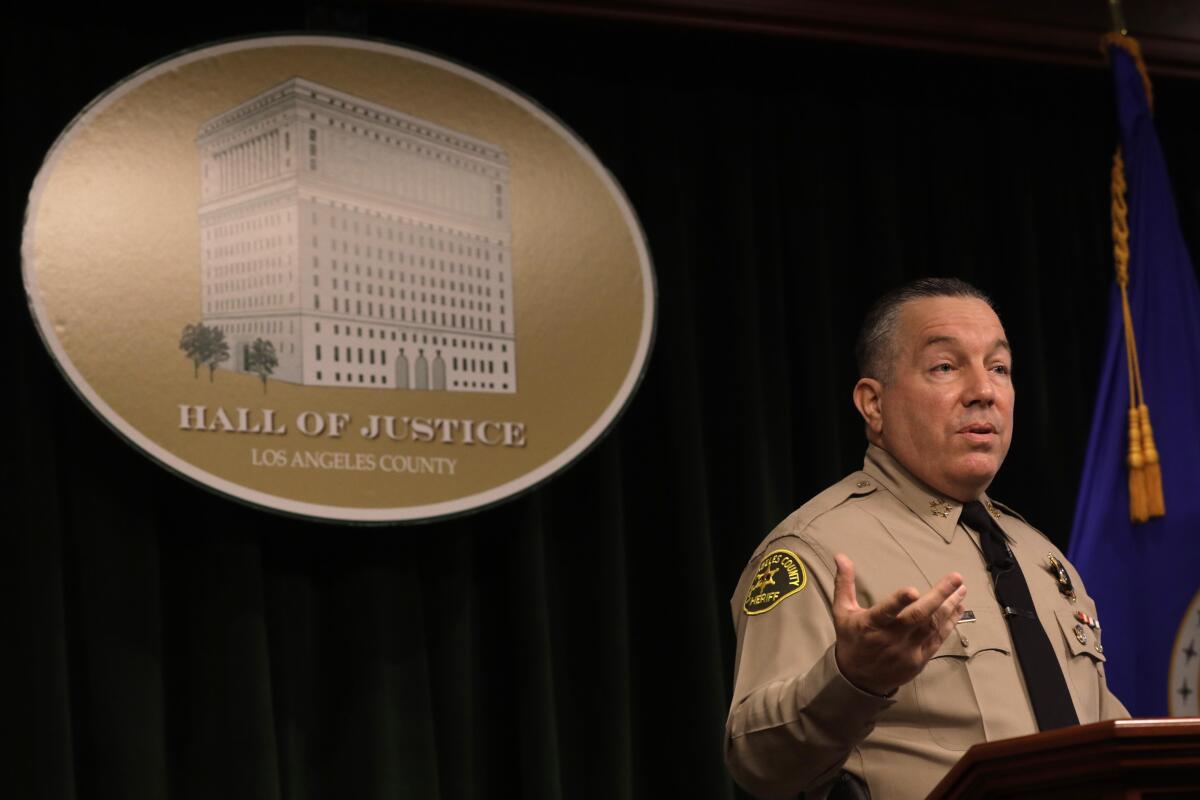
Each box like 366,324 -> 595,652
725,279 -> 1127,800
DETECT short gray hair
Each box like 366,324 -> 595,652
854,278 -> 994,382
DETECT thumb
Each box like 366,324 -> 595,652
833,554 -> 860,617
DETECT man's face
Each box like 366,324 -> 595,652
871,296 -> 1014,501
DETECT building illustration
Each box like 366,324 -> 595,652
196,77 -> 516,392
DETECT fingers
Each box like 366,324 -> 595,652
922,585 -> 968,657
933,585 -> 968,632
867,585 -> 922,627
896,572 -> 965,628
833,554 -> 860,615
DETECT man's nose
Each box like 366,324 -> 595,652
963,364 -> 996,405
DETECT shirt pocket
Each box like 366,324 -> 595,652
1054,607 -> 1106,721
913,618 -> 1010,751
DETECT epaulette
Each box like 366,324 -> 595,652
753,471 -> 877,558
988,498 -> 1029,524
989,498 -> 1054,543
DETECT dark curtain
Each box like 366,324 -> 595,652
8,7 -> 1200,799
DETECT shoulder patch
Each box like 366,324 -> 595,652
743,549 -> 809,615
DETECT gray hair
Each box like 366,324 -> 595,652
854,278 -> 994,382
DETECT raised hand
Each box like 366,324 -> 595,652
831,554 -> 967,696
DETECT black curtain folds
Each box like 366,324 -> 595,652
8,8 -> 1200,799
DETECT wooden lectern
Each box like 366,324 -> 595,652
926,718 -> 1200,799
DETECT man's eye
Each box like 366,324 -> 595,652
932,363 -> 954,373
991,364 -> 1011,376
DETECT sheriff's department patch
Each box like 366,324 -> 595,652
743,549 -> 808,615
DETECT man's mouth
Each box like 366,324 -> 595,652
959,423 -> 998,443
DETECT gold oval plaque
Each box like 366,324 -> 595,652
22,35 -> 656,523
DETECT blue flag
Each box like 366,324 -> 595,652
1068,41 -> 1200,718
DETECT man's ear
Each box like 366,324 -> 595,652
853,378 -> 884,441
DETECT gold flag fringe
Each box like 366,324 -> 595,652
1105,32 -> 1165,523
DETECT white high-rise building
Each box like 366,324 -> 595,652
196,77 -> 516,392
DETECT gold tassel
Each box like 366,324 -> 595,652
1105,35 -> 1167,523
1127,407 -> 1149,523
1138,403 -> 1165,517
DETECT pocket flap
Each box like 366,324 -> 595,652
1055,608 -> 1106,662
932,609 -> 1011,659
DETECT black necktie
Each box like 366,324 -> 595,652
960,501 -> 1080,731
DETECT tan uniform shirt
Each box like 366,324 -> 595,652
725,445 -> 1128,800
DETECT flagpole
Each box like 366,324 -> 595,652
1107,0 -> 1128,35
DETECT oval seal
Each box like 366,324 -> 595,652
22,35 -> 656,523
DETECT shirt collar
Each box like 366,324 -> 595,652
860,444 -> 995,544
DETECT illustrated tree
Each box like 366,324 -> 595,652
245,338 -> 278,393
204,327 -> 230,382
180,322 -> 231,381
179,322 -> 206,378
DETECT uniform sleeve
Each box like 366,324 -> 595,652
724,538 -> 894,798
1099,675 -> 1130,720
1083,587 -> 1131,722
1061,553 -> 1132,723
